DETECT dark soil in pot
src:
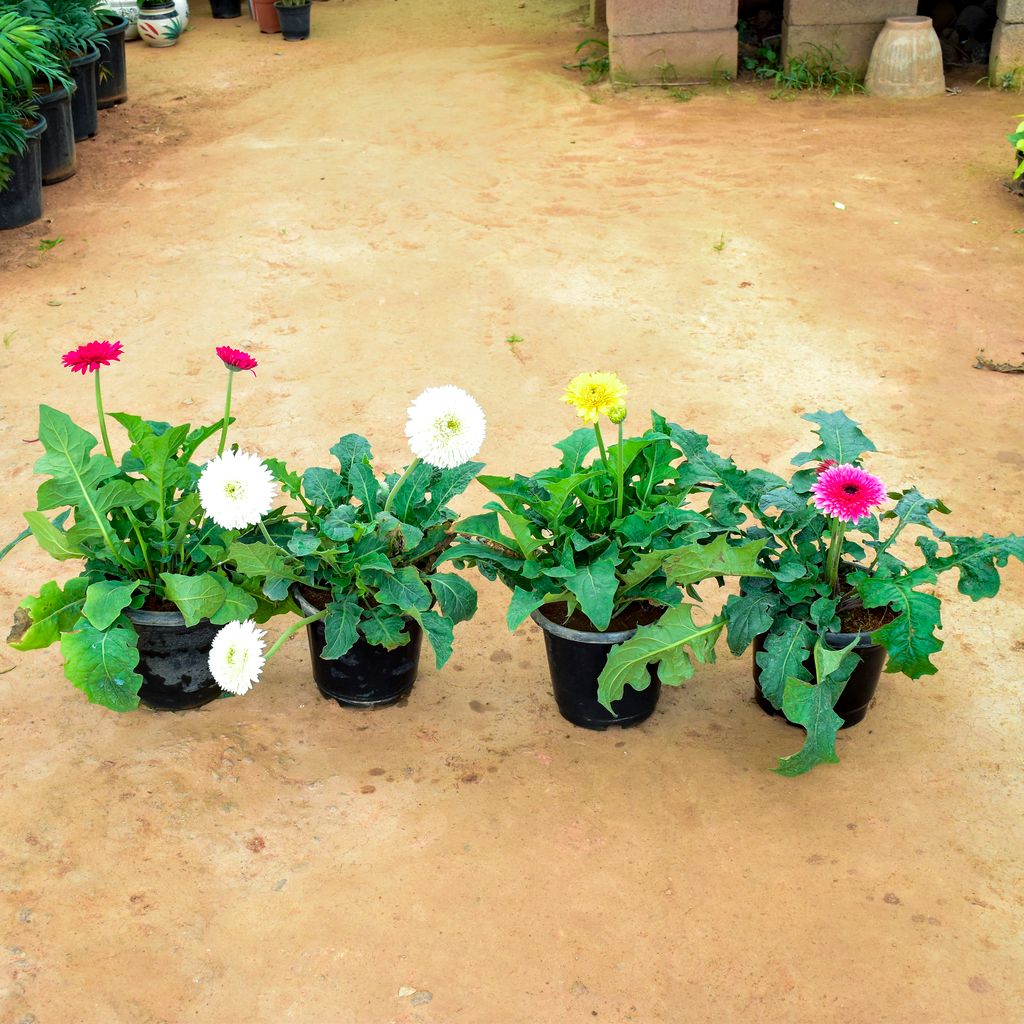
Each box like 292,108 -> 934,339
752,603 -> 897,729
32,85 -> 76,184
97,17 -> 129,108
126,607 -> 222,711
69,46 -> 101,141
295,585 -> 423,708
274,1 -> 311,39
0,115 -> 46,231
532,601 -> 663,731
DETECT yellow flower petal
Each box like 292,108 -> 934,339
562,372 -> 628,424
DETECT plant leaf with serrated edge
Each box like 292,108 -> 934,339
8,577 -> 89,651
209,580 -> 258,625
349,460 -> 380,514
723,588 -> 781,655
662,535 -> 771,589
359,606 -> 410,649
412,608 -> 454,669
23,510 -> 84,560
776,637 -> 858,776
376,566 -> 432,613
429,573 -> 477,625
793,410 -> 876,467
322,595 -> 361,659
597,604 -> 724,711
60,620 -> 142,712
83,580 -> 139,631
564,548 -> 619,631
159,572 -> 226,627
553,428 -> 596,472
330,434 -> 373,480
507,586 -> 549,631
755,617 -> 814,708
917,533 -> 1024,601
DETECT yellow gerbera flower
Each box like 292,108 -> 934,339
562,372 -> 628,424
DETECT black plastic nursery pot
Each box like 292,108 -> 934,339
97,17 -> 129,109
274,1 -> 311,40
752,628 -> 887,729
295,589 -> 423,707
531,606 -> 662,731
126,608 -> 222,711
209,0 -> 242,17
33,85 -> 76,185
69,45 -> 101,142
0,115 -> 46,231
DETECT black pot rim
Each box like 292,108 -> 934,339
100,14 -> 130,34
69,44 -> 101,67
23,114 -> 47,140
33,82 -> 76,104
531,608 -> 640,645
274,1 -> 311,7
125,606 -> 189,628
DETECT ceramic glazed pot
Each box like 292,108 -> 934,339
106,0 -> 140,40
138,0 -> 184,46
531,607 -> 661,730
126,608 -> 221,710
294,589 -> 423,708
96,16 -> 129,108
752,628 -> 887,729
33,85 -> 76,184
0,115 -> 46,230
866,16 -> 945,98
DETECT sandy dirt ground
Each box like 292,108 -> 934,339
1,1 -> 1023,1021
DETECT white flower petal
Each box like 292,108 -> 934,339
208,619 -> 266,695
404,385 -> 486,469
198,450 -> 277,530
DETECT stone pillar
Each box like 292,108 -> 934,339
607,0 -> 739,85
590,0 -> 607,29
991,0 -> 1024,83
782,0 -> 917,75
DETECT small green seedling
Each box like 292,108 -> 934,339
37,237 -> 63,252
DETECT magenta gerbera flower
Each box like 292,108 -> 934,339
61,340 -> 123,374
216,345 -> 258,375
812,463 -> 887,523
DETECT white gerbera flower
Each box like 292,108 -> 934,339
404,385 -> 486,469
209,619 -> 266,695
198,450 -> 277,530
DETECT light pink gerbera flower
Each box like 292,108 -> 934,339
216,345 -> 258,375
61,340 -> 123,374
812,463 -> 887,523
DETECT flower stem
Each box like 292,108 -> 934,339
258,520 -> 278,548
825,517 -> 847,595
266,610 -> 326,661
615,420 -> 624,520
593,422 -> 612,493
383,457 -> 420,515
217,369 -> 234,456
94,368 -> 113,460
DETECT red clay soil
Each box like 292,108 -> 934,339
1,2 -> 1023,1022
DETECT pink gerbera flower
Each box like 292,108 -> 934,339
61,340 -> 123,374
812,463 -> 887,523
216,345 -> 258,375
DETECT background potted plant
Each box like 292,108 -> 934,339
695,410 -> 1024,775
273,0 -> 309,41
445,373 -> 769,730
95,3 -> 129,109
205,386 -> 486,707
0,10 -> 66,227
3,342 -> 290,712
1008,115 -> 1024,194
136,0 -> 183,47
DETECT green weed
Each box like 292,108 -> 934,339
565,38 -> 610,85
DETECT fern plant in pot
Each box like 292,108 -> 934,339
3,342 -> 291,712
701,411 -> 1024,775
203,386 -> 486,708
444,373 -> 770,730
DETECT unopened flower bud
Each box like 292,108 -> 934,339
607,405 -> 628,425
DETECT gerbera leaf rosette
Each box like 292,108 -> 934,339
213,388 -> 488,688
3,343 -> 290,712
693,409 -> 1024,776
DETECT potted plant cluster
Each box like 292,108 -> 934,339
444,374 -> 770,730
682,410 -> 1024,775
3,341 -> 290,711
273,0 -> 309,40
203,386 -> 487,705
1009,115 -> 1024,194
0,9 -> 74,228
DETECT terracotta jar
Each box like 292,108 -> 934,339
866,16 -> 945,98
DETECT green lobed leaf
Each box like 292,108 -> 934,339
918,533 -> 1024,602
209,580 -> 259,625
597,604 -> 724,711
159,572 -> 227,627
429,572 -> 478,625
8,577 -> 89,651
422,461 -> 484,525
322,505 -> 357,542
349,460 -> 380,514
723,588 -> 781,655
329,434 -> 373,480
360,606 -> 410,649
662,535 -> 771,589
553,428 -> 597,472
303,467 -> 346,509
83,580 -> 139,631
23,509 -> 85,560
414,609 -> 454,669
322,595 -> 361,659
60,620 -> 143,712
264,458 -> 303,499
776,638 -> 859,776
506,586 -> 549,631
793,410 -> 876,467
564,546 -> 620,631
754,617 -> 814,708
225,541 -> 297,580
375,566 -> 432,613
386,460 -> 435,523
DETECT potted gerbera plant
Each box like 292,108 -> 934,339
697,411 -> 1024,775
4,341 -> 287,712
443,373 -> 770,730
204,386 -> 486,706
